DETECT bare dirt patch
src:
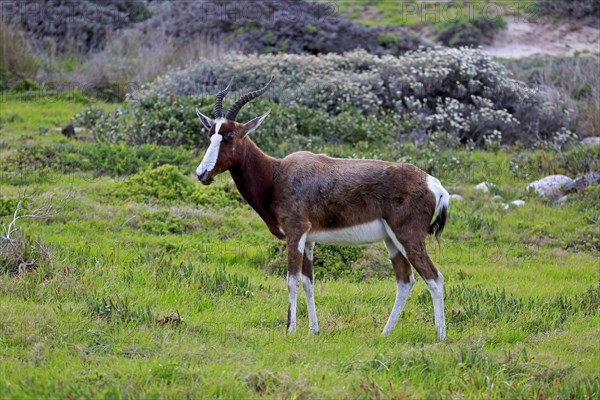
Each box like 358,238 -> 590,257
482,21 -> 600,58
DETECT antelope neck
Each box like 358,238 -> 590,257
229,139 -> 280,228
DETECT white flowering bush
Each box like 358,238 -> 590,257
136,48 -> 573,148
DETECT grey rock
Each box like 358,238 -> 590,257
475,182 -> 493,193
555,195 -> 569,205
61,123 -> 75,138
527,175 -> 572,198
563,171 -> 600,194
581,137 -> 600,146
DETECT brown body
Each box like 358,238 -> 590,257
230,141 -> 436,243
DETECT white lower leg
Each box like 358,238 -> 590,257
287,273 -> 300,333
426,273 -> 446,341
382,274 -> 415,335
301,275 -> 319,333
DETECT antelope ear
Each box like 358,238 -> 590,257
196,109 -> 213,130
243,110 -> 270,136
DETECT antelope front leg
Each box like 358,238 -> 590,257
286,231 -> 307,333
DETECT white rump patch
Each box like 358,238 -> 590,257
306,220 -> 388,245
427,175 -> 450,220
196,119 -> 224,177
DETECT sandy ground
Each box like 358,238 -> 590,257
481,21 -> 600,58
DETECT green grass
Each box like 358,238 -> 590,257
0,90 -> 115,144
0,97 -> 599,398
337,0 -> 521,27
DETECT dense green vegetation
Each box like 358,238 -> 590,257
1,92 -> 598,398
80,49 -> 576,151
433,15 -> 507,48
337,0 -> 519,27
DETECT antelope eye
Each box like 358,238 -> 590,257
223,133 -> 235,142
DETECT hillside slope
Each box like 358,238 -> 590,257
482,20 -> 600,58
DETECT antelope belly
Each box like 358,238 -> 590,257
307,219 -> 387,245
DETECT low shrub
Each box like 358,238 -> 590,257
76,28 -> 230,101
0,194 -> 66,275
80,96 -> 400,157
84,96 -> 206,148
108,48 -> 574,149
0,21 -> 41,87
0,231 -> 53,275
0,198 -> 19,217
137,0 -> 426,56
530,0 -> 600,27
4,0 -> 150,54
263,242 -> 390,282
115,165 -> 242,207
434,15 -> 507,48
141,211 -> 192,235
502,54 -> 600,136
81,143 -> 192,176
115,165 -> 200,205
5,0 -> 425,58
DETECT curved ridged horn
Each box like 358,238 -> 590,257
225,76 -> 273,121
214,78 -> 233,118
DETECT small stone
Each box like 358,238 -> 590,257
492,195 -> 503,201
501,203 -> 509,210
475,182 -> 492,193
555,195 -> 569,205
511,200 -> 525,207
449,194 -> 463,201
581,137 -> 600,146
61,123 -> 75,137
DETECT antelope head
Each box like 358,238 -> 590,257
195,77 -> 273,185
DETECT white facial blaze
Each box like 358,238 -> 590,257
196,119 -> 224,177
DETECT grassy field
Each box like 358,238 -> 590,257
337,0 -> 521,27
1,96 -> 599,399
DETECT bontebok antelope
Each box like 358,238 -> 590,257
196,78 -> 450,340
